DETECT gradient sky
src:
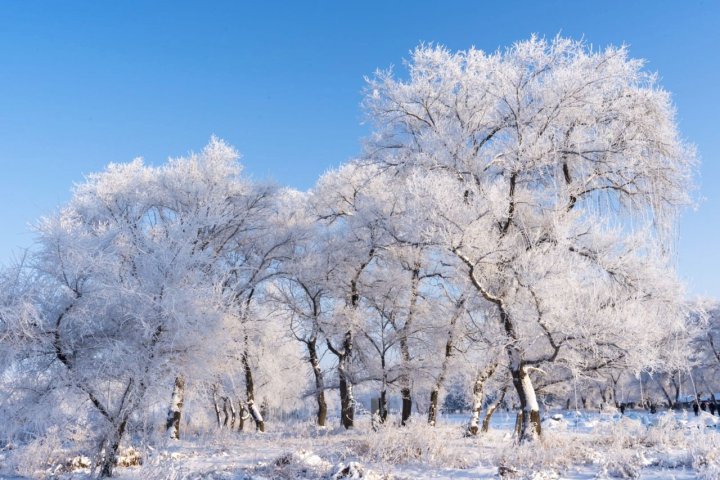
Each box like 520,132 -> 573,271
1,1 -> 718,298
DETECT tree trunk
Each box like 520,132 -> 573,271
378,354 -> 389,423
428,389 -> 441,426
648,372 -> 673,409
670,374 -> 680,409
328,330 -> 355,429
398,268 -> 420,426
212,384 -> 222,428
510,363 -> 541,441
497,303 -> 540,442
428,297 -> 465,426
237,399 -> 247,431
468,363 -> 497,435
482,385 -> 507,433
222,397 -> 230,427
338,349 -> 355,429
98,418 -> 127,478
400,386 -> 412,426
228,397 -> 237,429
456,253 -> 540,441
165,375 -> 185,440
307,337 -> 327,427
243,349 -> 265,432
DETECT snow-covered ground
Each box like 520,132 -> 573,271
2,409 -> 719,479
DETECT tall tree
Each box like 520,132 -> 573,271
364,37 -> 695,441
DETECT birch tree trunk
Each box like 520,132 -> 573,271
165,375 -> 185,440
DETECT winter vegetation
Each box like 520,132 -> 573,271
1,37 -> 719,479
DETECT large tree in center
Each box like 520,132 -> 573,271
364,37 -> 695,441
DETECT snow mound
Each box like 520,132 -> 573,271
254,449 -> 333,479
331,461 -> 383,479
542,414 -> 568,431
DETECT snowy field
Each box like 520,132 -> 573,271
2,409 -> 719,479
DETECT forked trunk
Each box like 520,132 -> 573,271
467,363 -> 497,435
482,385 -> 507,433
428,297 -> 465,426
98,418 -> 128,478
165,375 -> 185,440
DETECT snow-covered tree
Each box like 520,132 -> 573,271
364,37 -> 695,441
0,138 -> 277,475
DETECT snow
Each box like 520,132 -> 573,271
3,410 -> 719,479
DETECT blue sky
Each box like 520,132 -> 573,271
1,1 -> 718,298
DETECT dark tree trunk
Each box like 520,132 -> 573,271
99,419 -> 127,478
243,349 -> 265,432
212,384 -> 222,428
222,397 -> 230,427
328,330 -> 355,429
380,389 -> 389,423
428,297 -> 465,426
338,345 -> 355,429
165,375 -> 185,440
653,374 -> 674,409
428,389 -> 440,426
307,337 -> 328,427
400,386 -> 412,426
398,267 -> 420,426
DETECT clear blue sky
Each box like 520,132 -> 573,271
1,1 -> 718,298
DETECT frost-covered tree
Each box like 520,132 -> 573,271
267,192 -> 335,427
310,163 -> 389,429
211,178 -> 295,433
364,37 -> 695,441
0,139 -> 281,475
